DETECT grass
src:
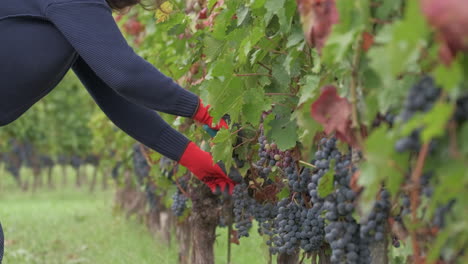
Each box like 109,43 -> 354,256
0,166 -> 275,264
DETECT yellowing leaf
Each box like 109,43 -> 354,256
156,2 -> 174,23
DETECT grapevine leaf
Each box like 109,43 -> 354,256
208,0 -> 218,9
291,104 -> 321,162
238,26 -> 265,64
272,56 -> 291,88
276,186 -> 290,200
310,85 -> 358,147
266,116 -> 298,150
286,27 -> 305,48
250,0 -> 266,9
283,49 -> 302,77
421,0 -> 468,65
264,0 -> 286,25
212,129 -> 234,170
430,160 -> 468,216
400,102 -> 454,142
318,160 -> 335,198
204,36 -> 225,61
236,6 -> 250,26
210,55 -> 235,78
213,8 -> 236,40
296,0 -> 339,52
206,76 -> 245,124
459,123 -> 468,156
298,75 -> 320,105
420,102 -> 454,142
433,58 -> 463,92
368,0 -> 429,87
243,88 -> 272,126
359,126 -> 408,216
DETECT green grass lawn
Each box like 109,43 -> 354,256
0,167 -> 273,264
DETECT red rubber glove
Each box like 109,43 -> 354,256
193,99 -> 228,130
179,142 -> 236,194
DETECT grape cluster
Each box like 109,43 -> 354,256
39,155 -> 54,169
57,155 -> 69,166
19,141 -> 34,168
171,177 -> 189,217
372,112 -> 396,128
84,155 -> 100,167
253,202 -> 278,237
308,137 -> 373,263
325,219 -> 362,264
145,182 -> 160,211
132,144 -> 150,185
70,155 -> 82,170
111,161 -> 122,180
454,94 -> 468,123
286,166 -> 310,193
395,76 -> 440,152
360,190 -> 391,243
159,156 -> 176,180
400,172 -> 436,216
254,132 -> 294,179
232,183 -> 255,238
432,199 -> 456,228
269,198 -> 302,255
2,145 -> 22,180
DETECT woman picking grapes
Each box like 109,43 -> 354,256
0,0 -> 235,193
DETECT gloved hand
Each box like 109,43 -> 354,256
179,142 -> 236,194
193,99 -> 228,130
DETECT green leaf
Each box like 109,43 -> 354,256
459,123 -> 468,156
298,75 -> 320,105
291,104 -> 321,162
238,26 -> 265,64
208,0 -> 218,9
429,160 -> 468,217
212,8 -> 236,39
212,129 -> 234,170
359,126 -> 408,215
272,56 -> 291,89
264,0 -> 286,25
204,36 -> 225,61
318,160 -> 336,198
286,28 -> 305,48
368,0 -> 429,96
420,102 -> 454,142
266,116 -> 298,150
243,88 -> 272,126
210,55 -> 235,78
236,5 -> 250,26
400,102 -> 454,142
433,58 -> 463,92
206,76 -> 245,124
276,186 -> 290,200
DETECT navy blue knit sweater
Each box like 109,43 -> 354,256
0,0 -> 200,161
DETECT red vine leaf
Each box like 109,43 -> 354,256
421,0 -> 468,65
230,230 -> 240,245
361,32 -> 374,52
310,85 -> 359,147
296,0 -> 339,52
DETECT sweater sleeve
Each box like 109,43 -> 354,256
73,56 -> 190,161
46,0 -> 199,117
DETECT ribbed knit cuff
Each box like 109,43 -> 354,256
156,126 -> 191,161
172,89 -> 199,117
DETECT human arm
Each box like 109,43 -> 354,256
73,57 -> 235,192
46,0 -> 198,117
